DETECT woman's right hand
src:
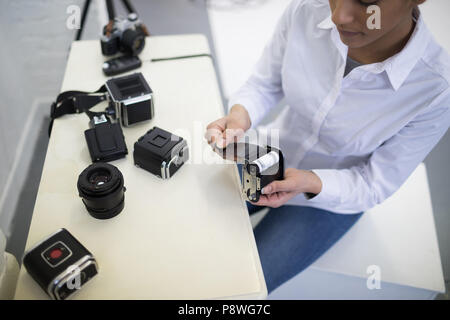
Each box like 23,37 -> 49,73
205,104 -> 252,149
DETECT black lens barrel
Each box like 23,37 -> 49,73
101,36 -> 120,56
77,163 -> 125,219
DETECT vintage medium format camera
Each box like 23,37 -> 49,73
101,13 -> 148,56
105,72 -> 154,127
50,72 -> 154,162
215,142 -> 284,203
50,72 -> 154,129
23,229 -> 98,300
78,162 -> 126,220
134,127 -> 189,179
242,146 -> 284,202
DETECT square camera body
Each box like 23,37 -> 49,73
105,72 -> 154,127
215,142 -> 284,203
23,229 -> 98,300
240,145 -> 284,203
134,126 -> 189,179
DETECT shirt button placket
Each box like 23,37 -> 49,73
294,70 -> 344,166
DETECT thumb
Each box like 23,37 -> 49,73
205,118 -> 227,146
223,126 -> 245,146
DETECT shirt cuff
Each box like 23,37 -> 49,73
305,169 -> 341,204
227,96 -> 266,129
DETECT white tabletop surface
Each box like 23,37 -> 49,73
14,35 -> 267,299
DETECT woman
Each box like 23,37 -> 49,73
205,0 -> 450,294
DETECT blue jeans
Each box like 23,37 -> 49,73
238,165 -> 363,294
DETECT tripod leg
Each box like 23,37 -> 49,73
75,0 -> 91,41
121,0 -> 137,14
106,0 -> 116,21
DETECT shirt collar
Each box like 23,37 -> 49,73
317,14 -> 334,30
317,11 -> 431,91
317,14 -> 348,61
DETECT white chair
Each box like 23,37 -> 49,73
250,163 -> 446,299
0,230 -> 19,300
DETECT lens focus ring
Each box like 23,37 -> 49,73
77,163 -> 125,219
121,29 -> 145,56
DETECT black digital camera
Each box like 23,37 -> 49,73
101,13 -> 148,56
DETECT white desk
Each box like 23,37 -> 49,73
14,35 -> 267,299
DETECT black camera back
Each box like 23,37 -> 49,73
84,115 -> 128,162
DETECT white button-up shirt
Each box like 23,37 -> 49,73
227,0 -> 450,213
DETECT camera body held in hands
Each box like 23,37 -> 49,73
214,142 -> 285,203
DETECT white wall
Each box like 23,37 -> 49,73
421,0 -> 450,52
208,0 -> 291,99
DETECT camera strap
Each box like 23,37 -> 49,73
49,85 -> 107,136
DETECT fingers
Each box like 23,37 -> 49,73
253,192 -> 290,208
205,126 -> 224,147
261,179 -> 296,195
253,169 -> 301,207
205,118 -> 227,147
205,118 -> 246,149
222,127 -> 245,147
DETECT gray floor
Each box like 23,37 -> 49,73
6,0 -> 449,299
423,129 -> 450,300
6,115 -> 50,261
423,129 -> 450,279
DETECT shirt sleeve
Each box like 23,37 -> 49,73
306,88 -> 450,213
227,0 -> 302,128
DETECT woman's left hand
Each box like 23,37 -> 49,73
253,168 -> 322,208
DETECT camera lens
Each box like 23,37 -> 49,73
77,163 -> 125,219
121,29 -> 145,56
89,170 -> 110,186
101,35 -> 120,56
